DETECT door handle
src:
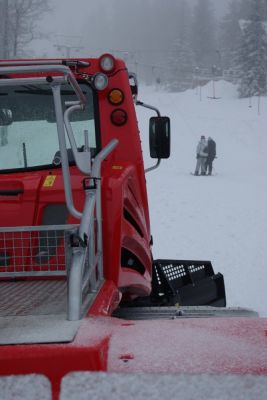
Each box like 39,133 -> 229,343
0,188 -> 24,196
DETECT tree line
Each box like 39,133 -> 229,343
166,0 -> 267,97
0,0 -> 50,58
1,0 -> 267,98
83,0 -> 267,98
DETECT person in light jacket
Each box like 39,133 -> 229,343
194,135 -> 208,176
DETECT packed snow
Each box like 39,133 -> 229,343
0,374 -> 51,399
137,80 -> 267,317
61,371 -> 267,400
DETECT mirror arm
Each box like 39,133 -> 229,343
136,100 -> 161,117
144,158 -> 161,174
128,72 -> 138,103
136,100 -> 161,174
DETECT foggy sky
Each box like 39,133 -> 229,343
36,0 -> 229,58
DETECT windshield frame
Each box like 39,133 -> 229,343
0,80 -> 101,174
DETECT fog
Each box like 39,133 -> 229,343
35,0 -> 229,81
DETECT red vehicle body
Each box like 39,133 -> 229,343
0,55 -> 266,399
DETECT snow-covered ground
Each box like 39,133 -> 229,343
137,80 -> 267,317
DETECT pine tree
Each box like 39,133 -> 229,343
167,0 -> 194,91
239,0 -> 253,18
236,0 -> 267,97
167,37 -> 194,91
219,0 -> 242,70
191,0 -> 217,68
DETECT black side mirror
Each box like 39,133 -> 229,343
149,116 -> 170,159
0,108 -> 13,126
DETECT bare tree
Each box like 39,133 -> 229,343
0,0 -> 10,58
0,0 -> 50,58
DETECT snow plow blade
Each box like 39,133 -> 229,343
151,259 -> 226,307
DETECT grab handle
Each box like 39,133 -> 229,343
0,189 -> 24,196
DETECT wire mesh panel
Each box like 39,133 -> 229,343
0,225 -> 78,277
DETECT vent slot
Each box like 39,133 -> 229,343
121,248 -> 145,275
123,208 -> 143,238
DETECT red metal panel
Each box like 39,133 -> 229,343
0,174 -> 42,226
0,316 -> 267,399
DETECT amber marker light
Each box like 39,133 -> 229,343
108,89 -> 124,105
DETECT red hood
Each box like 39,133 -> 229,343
82,316 -> 267,375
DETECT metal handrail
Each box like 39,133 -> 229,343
68,139 -> 119,320
0,64 -> 86,106
0,224 -> 78,232
0,60 -> 90,67
64,104 -> 92,175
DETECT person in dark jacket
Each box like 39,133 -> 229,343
206,137 -> 216,175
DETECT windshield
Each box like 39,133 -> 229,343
0,82 -> 98,172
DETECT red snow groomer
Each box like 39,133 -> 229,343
0,55 -> 266,400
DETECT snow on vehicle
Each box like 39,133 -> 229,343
0,55 -> 266,400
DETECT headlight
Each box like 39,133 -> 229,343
92,73 -> 108,90
99,54 -> 115,72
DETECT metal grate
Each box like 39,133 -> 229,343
0,225 -> 77,277
161,263 -> 206,281
0,280 -> 67,316
162,263 -> 187,281
188,264 -> 205,273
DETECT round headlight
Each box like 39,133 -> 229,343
92,73 -> 108,91
99,54 -> 115,72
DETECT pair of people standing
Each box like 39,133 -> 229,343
194,135 -> 216,176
